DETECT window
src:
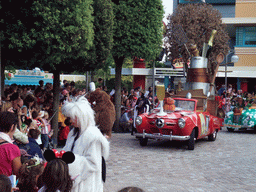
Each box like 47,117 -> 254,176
236,27 -> 256,47
178,0 -> 235,5
174,100 -> 195,112
244,27 -> 256,46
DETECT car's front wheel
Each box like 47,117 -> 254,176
208,129 -> 217,141
187,129 -> 195,150
139,138 -> 148,146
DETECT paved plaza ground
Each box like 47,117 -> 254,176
103,129 -> 256,192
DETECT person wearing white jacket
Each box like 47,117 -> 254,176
62,97 -> 109,192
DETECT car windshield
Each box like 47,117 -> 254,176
174,100 -> 195,111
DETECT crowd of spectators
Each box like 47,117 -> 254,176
115,86 -> 162,133
217,84 -> 256,114
0,79 -> 149,192
0,80 -> 86,191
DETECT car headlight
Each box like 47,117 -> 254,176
178,118 -> 186,128
135,116 -> 142,126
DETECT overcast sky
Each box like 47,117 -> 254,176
162,0 -> 173,25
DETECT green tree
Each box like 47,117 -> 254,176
65,0 -> 114,72
2,0 -> 94,146
3,0 -> 94,67
112,0 -> 164,132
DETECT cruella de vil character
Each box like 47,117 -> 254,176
62,97 -> 109,192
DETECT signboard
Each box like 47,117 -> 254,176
172,58 -> 190,69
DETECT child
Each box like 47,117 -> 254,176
32,111 -> 45,130
40,111 -> 51,150
38,155 -> 73,192
58,117 -> 71,147
32,111 -> 43,147
58,99 -> 67,133
27,128 -> 44,159
17,157 -> 44,192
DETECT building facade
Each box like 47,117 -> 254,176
175,0 -> 256,93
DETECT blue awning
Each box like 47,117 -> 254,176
5,77 -> 53,86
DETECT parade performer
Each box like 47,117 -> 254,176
89,88 -> 116,138
62,97 -> 109,192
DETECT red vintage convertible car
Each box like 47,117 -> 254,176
134,97 -> 223,150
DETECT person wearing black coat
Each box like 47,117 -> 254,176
136,92 -> 149,115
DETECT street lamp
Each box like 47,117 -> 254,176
223,50 -> 239,92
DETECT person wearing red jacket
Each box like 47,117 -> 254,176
58,117 -> 71,147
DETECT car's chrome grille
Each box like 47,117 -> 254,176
166,122 -> 176,126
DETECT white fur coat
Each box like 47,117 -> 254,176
63,126 -> 109,192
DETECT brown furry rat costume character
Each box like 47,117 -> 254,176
89,88 -> 116,137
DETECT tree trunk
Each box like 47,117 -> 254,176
91,71 -> 95,83
0,45 -> 2,98
1,45 -> 5,98
113,56 -> 124,132
1,61 -> 4,99
52,69 -> 60,148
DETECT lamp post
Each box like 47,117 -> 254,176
224,50 -> 239,92
86,71 -> 89,91
152,61 -> 155,107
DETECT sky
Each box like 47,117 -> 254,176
162,0 -> 173,25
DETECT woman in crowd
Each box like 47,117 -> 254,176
125,95 -> 134,109
0,112 -> 22,177
1,101 -> 14,113
1,101 -> 29,151
136,90 -> 149,115
22,94 -> 36,119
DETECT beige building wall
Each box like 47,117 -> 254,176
234,47 -> 256,67
234,1 -> 256,68
236,0 -> 256,17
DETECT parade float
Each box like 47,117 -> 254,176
224,96 -> 256,132
133,3 -> 234,150
134,29 -> 225,150
134,54 -> 224,150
